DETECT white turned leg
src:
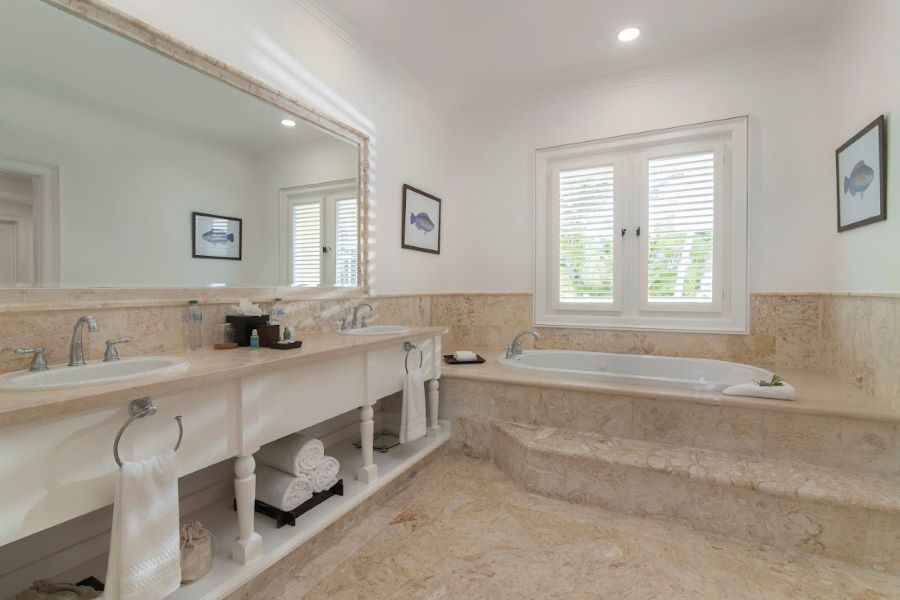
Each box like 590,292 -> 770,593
357,404 -> 378,483
232,454 -> 262,564
427,378 -> 441,435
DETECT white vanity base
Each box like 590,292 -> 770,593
52,423 -> 450,600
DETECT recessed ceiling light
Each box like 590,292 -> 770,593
281,119 -> 296,127
617,27 -> 640,42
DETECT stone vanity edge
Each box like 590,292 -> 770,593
441,350 -> 900,423
0,326 -> 447,428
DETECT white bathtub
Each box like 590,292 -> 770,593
497,350 -> 773,392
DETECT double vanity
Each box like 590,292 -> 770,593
0,320 -> 448,595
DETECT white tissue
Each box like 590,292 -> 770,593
453,351 -> 479,362
229,299 -> 263,317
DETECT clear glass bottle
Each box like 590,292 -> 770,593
187,299 -> 203,350
271,298 -> 286,326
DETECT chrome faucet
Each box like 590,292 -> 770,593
15,347 -> 48,372
506,330 -> 542,359
68,315 -> 99,366
350,302 -> 374,329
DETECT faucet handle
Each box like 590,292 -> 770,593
16,347 -> 48,372
360,316 -> 369,328
104,337 -> 131,362
338,318 -> 348,331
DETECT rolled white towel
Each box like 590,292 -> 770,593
256,434 -> 325,476
453,350 -> 479,362
722,382 -> 796,401
311,456 -> 340,493
255,464 -> 313,511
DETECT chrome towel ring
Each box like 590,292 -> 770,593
403,341 -> 423,374
113,397 -> 183,467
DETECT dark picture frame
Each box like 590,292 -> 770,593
192,211 -> 243,260
836,115 -> 887,232
401,184 -> 441,254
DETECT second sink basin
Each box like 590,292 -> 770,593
339,325 -> 410,336
0,356 -> 189,391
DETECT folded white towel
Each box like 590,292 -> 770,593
722,382 -> 796,401
400,366 -> 427,444
311,456 -> 340,493
255,464 -> 313,511
453,350 -> 479,362
255,434 -> 325,476
105,450 -> 181,600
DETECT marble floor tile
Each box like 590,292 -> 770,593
243,454 -> 900,599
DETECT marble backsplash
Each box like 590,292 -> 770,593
0,291 -> 896,404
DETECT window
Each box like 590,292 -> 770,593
535,117 -> 748,332
281,180 -> 359,287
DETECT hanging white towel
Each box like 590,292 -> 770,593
400,367 -> 427,444
722,382 -> 796,401
255,434 -> 325,476
311,456 -> 340,493
255,464 -> 313,511
105,450 -> 181,600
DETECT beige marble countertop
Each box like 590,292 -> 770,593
0,327 -> 447,428
442,349 -> 900,423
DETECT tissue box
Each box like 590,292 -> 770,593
226,315 -> 270,346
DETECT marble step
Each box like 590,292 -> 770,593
492,421 -> 900,573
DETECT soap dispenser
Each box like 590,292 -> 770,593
249,328 -> 260,349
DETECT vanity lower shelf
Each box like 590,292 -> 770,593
48,426 -> 450,600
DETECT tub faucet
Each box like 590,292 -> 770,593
506,330 -> 541,359
68,315 -> 99,366
350,302 -> 374,329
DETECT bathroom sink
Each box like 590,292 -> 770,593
339,325 -> 410,336
0,356 -> 189,391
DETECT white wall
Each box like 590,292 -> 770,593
823,0 -> 900,293
447,45 -> 834,294
101,0 -> 460,295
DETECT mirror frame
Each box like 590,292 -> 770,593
1,0 -> 370,305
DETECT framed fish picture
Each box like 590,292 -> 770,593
836,115 -> 887,232
401,184 -> 441,254
192,212 -> 242,260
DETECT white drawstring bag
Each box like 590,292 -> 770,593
179,521 -> 216,584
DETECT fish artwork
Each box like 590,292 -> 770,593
410,211 -> 435,233
201,229 -> 235,246
844,160 -> 875,198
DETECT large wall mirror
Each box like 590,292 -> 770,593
0,0 -> 366,290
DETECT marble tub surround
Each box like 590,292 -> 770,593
493,421 -> 900,573
439,372 -> 900,478
823,294 -> 900,409
230,454 -> 900,599
0,326 -> 446,428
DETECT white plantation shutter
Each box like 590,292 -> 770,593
292,201 -> 322,286
646,153 -> 715,303
335,197 -> 358,287
558,165 -> 615,303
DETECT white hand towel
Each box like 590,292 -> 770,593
255,434 -> 325,476
400,367 -> 427,444
255,464 -> 313,511
105,450 -> 181,600
453,351 -> 479,362
311,456 -> 340,493
722,382 -> 796,401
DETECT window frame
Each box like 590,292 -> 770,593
279,179 -> 358,287
534,117 -> 748,333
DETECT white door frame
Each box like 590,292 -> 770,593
0,157 -> 59,285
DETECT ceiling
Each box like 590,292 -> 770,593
309,0 -> 844,109
0,0 -> 351,155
